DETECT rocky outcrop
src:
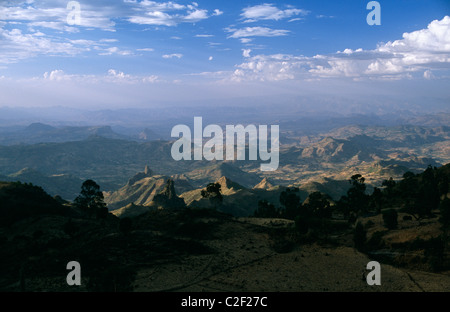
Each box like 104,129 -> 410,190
253,177 -> 274,190
152,179 -> 186,210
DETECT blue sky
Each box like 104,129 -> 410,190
0,0 -> 450,113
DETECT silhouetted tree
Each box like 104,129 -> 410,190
279,187 -> 302,219
201,182 -> 223,208
305,192 -> 332,219
418,166 -> 440,216
254,200 -> 279,218
382,177 -> 396,198
347,174 -> 368,215
402,166 -> 440,219
74,179 -> 108,219
370,187 -> 383,214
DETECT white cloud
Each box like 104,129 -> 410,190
100,38 -> 119,43
0,1 -> 116,31
228,16 -> 450,82
226,26 -> 290,39
43,69 -> 71,81
127,1 -> 219,26
137,48 -> 155,52
240,38 -> 253,44
40,69 -> 159,84
241,4 -> 308,23
242,49 -> 252,58
195,34 -> 214,38
98,47 -> 133,56
213,9 -> 223,16
0,1 -> 218,34
0,27 -> 84,63
424,70 -> 435,80
162,53 -> 183,59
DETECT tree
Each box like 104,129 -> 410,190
254,200 -> 279,218
304,192 -> 332,219
347,174 -> 368,215
370,187 -> 383,214
418,166 -> 440,216
382,177 -> 396,198
201,182 -> 223,208
74,179 -> 108,219
279,187 -> 302,220
382,209 -> 398,230
401,166 -> 440,220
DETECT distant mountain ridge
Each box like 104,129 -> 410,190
0,123 -> 129,145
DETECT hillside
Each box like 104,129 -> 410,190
5,168 -> 83,201
0,182 -> 72,226
105,167 -> 191,211
0,164 -> 449,292
184,162 -> 262,188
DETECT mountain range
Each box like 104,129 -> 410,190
0,119 -> 447,207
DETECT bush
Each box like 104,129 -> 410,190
383,209 -> 398,230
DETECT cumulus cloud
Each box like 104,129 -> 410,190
241,3 -> 308,23
229,16 -> 450,82
127,1 -> 221,26
43,69 -> 71,81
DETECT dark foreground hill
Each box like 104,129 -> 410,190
0,182 -> 72,226
1,205 -> 449,292
1,163 -> 450,292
